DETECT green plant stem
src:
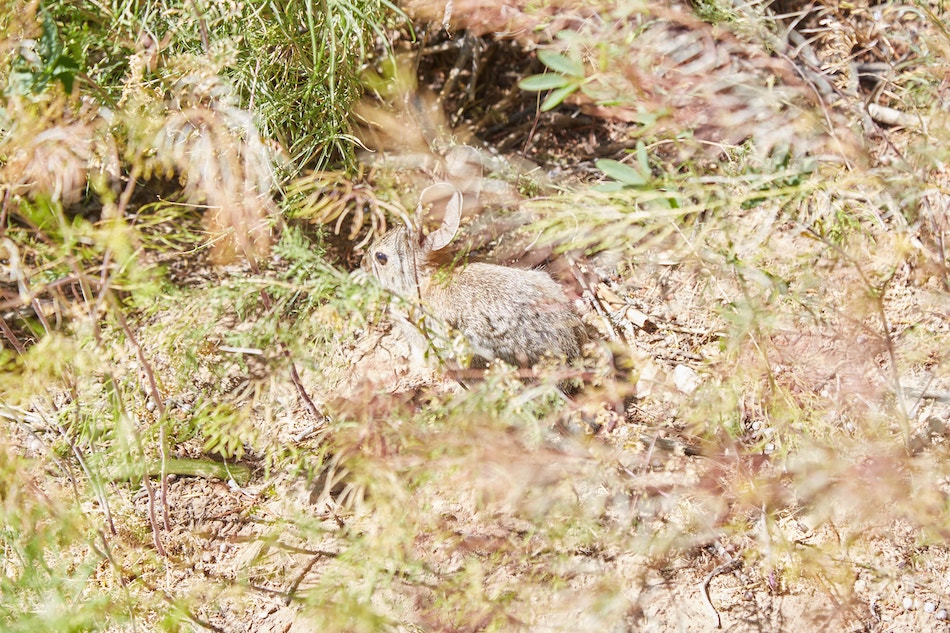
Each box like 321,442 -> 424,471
104,457 -> 252,485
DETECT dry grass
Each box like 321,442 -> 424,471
1,0 -> 949,631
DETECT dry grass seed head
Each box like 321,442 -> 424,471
1,97 -> 119,205
151,72 -> 278,262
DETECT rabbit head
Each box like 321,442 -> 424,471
363,183 -> 462,299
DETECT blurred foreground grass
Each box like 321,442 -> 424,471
1,0 -> 949,630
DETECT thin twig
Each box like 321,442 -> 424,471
284,551 -> 336,605
140,473 -> 167,556
0,315 -> 24,353
100,247 -> 171,530
521,91 -> 544,158
89,528 -> 222,632
9,405 -> 82,500
245,254 -> 328,422
187,0 -> 211,53
116,166 -> 139,218
38,396 -> 119,537
802,226 -> 912,446
30,296 -> 52,335
0,186 -> 10,232
60,424 -> 118,536
569,258 -> 625,343
286,349 -> 326,420
702,558 -> 743,629
113,305 -> 173,538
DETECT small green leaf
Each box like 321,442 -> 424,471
518,73 -> 571,91
540,83 -> 579,111
38,10 -> 63,63
635,141 -> 650,177
537,50 -> 584,77
49,54 -> 79,92
592,182 -> 625,193
6,71 -> 36,96
636,109 -> 667,126
596,159 -> 648,186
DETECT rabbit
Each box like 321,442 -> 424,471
363,183 -> 586,368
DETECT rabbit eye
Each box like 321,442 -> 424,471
375,252 -> 388,266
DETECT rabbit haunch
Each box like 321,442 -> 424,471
364,184 -> 586,368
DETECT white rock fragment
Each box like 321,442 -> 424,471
634,361 -> 663,398
924,602 -> 936,614
903,597 -> 914,610
673,364 -> 700,395
936,609 -> 947,620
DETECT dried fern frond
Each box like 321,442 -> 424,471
287,170 -> 408,249
0,96 -> 119,205
148,71 -> 278,263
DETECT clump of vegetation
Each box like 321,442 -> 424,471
1,0 -> 949,630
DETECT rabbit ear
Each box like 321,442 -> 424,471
418,182 -> 462,252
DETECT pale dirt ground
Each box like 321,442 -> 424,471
79,230 -> 946,632
10,180 -> 943,632
7,3 -> 950,630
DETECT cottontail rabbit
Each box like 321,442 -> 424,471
363,183 -> 586,367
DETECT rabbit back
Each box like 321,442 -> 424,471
425,262 -> 585,367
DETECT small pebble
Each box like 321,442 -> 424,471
925,602 -> 936,613
903,597 -> 914,610
936,609 -> 947,620
672,364 -> 700,395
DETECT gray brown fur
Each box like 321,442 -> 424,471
364,189 -> 586,368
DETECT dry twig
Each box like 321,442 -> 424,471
702,558 -> 743,629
